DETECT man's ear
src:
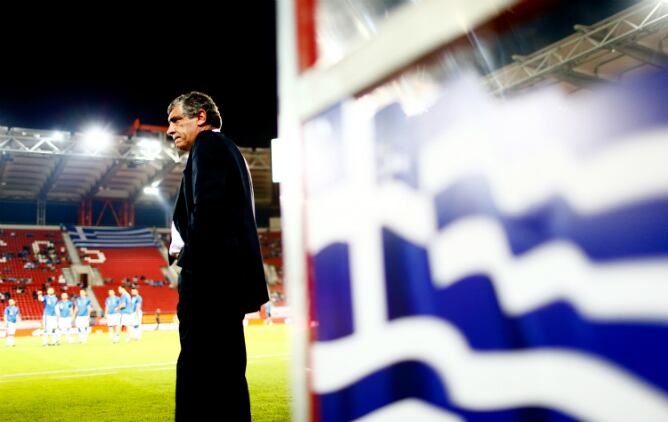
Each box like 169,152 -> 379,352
196,109 -> 208,127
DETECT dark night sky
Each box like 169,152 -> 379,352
0,4 -> 278,149
0,0 -> 631,151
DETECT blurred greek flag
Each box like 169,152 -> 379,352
304,72 -> 668,421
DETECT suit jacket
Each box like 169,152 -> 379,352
172,130 -> 269,313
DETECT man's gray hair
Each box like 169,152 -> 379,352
168,91 -> 222,129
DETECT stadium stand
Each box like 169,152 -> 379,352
0,228 -> 70,285
259,231 -> 285,305
79,246 -> 176,314
0,226 -> 284,319
81,247 -> 167,284
68,226 -> 178,315
0,228 -> 71,319
0,285 -> 44,320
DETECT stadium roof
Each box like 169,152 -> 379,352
1,1 -> 665,210
0,126 -> 272,207
297,0 -> 667,120
484,0 -> 668,95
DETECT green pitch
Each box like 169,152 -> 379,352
0,324 -> 290,421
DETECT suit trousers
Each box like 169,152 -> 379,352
175,269 -> 250,421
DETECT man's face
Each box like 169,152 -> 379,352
167,103 -> 200,152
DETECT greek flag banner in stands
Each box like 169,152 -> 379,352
68,226 -> 158,248
303,72 -> 668,421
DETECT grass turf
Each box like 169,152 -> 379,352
0,324 -> 290,421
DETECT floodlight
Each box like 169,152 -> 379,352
83,127 -> 112,150
143,186 -> 159,196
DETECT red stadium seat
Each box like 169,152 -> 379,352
85,247 -> 177,314
0,229 -> 70,285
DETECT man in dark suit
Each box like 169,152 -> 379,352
167,91 -> 269,421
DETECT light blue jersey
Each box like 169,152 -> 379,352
4,306 -> 19,323
40,295 -> 58,317
57,300 -> 73,318
131,295 -> 143,312
105,297 -> 120,315
119,292 -> 132,314
75,297 -> 91,317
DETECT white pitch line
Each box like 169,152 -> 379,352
0,362 -> 175,379
140,367 -> 174,372
1,372 -> 120,383
51,372 -> 118,380
139,355 -> 289,372
0,354 -> 290,380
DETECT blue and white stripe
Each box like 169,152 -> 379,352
68,226 -> 158,248
304,72 -> 668,421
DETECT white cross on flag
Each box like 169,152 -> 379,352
302,73 -> 668,421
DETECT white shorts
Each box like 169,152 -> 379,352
44,315 -> 58,331
75,316 -> 90,329
120,313 -> 134,327
6,322 -> 16,336
58,317 -> 72,330
106,314 -> 120,327
135,311 -> 143,327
